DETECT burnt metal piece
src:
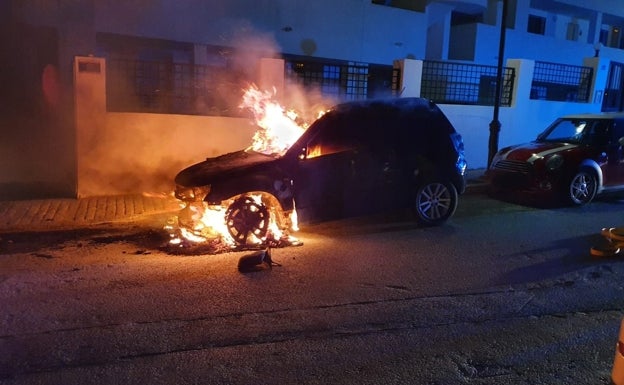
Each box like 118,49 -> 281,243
237,248 -> 281,272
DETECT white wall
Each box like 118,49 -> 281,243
92,0 -> 428,65
472,22 -> 599,66
74,56 -> 257,197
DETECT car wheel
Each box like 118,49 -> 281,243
225,195 -> 269,246
568,170 -> 597,205
413,180 -> 458,226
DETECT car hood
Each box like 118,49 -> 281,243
497,141 -> 578,163
175,150 -> 278,187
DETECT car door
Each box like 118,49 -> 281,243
601,119 -> 624,187
291,111 -> 385,222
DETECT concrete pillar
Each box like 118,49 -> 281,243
425,2 -> 453,60
588,11 -> 603,45
506,58 -> 534,108
393,59 -> 423,97
511,0 -> 531,33
583,56 -> 611,106
73,56 -> 106,197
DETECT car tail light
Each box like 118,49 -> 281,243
450,133 -> 467,174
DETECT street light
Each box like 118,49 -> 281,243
487,0 -> 508,168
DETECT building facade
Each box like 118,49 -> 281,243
2,0 -> 624,198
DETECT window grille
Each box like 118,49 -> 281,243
106,58 -> 245,116
531,61 -> 593,102
420,60 -> 515,106
285,59 -> 370,101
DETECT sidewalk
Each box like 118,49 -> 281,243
0,169 -> 488,233
0,193 -> 182,233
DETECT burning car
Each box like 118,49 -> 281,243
487,112 -> 624,206
173,97 -> 467,248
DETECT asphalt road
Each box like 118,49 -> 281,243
1,194 -> 624,384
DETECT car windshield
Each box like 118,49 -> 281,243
537,119 -> 589,143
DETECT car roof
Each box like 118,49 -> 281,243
331,97 -> 438,112
560,111 -> 624,120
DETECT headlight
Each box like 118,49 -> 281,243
545,154 -> 564,171
174,185 -> 211,201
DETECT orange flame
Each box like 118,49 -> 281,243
168,85 -> 326,250
241,85 -> 307,156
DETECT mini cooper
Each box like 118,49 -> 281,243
487,112 -> 624,206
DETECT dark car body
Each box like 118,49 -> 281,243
487,112 -> 624,205
174,97 -> 466,244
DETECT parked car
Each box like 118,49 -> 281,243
613,318 -> 624,385
174,97 -> 467,246
487,112 -> 624,206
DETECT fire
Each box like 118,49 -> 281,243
170,201 -> 235,246
241,85 -> 307,156
167,84 -> 324,252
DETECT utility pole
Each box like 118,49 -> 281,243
487,0 -> 508,168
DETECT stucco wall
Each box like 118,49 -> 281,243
81,112 -> 255,197
92,0 -> 427,64
73,56 -> 258,197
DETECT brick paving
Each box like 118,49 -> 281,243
0,193 -> 181,232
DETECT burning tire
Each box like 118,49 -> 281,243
225,195 -> 270,246
413,179 -> 458,226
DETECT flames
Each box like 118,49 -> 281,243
242,86 -> 307,156
167,84 -> 324,252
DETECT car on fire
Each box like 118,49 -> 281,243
487,112 -> 624,206
174,97 -> 467,246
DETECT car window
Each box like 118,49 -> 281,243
613,120 -> 624,145
583,120 -> 613,146
304,113 -> 362,158
540,119 -> 587,143
306,114 -> 372,158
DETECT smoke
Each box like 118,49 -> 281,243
78,28 -> 338,197
206,25 -> 338,124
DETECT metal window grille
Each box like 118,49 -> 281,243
106,58 -> 244,116
531,61 -> 593,102
285,59 -> 370,101
420,61 -> 515,106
